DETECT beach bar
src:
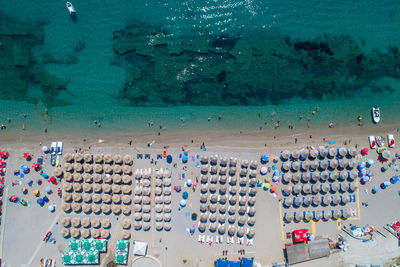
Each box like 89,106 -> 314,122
284,239 -> 330,265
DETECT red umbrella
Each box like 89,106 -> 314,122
361,148 -> 369,155
32,163 -> 39,170
49,176 -> 56,183
0,159 -> 4,166
0,151 -> 4,158
10,195 -> 18,202
23,152 -> 31,160
3,151 -> 8,158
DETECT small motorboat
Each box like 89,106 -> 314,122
66,2 -> 76,15
368,136 -> 376,149
372,106 -> 380,123
388,134 -> 395,148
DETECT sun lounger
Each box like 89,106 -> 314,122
50,142 -> 57,155
228,236 -> 234,244
56,141 -> 63,155
145,154 -> 150,159
237,237 -> 244,245
246,238 -> 253,246
198,235 -> 205,243
206,236 -> 213,243
157,154 -> 162,159
137,154 -> 143,159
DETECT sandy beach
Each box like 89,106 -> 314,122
1,123 -> 400,267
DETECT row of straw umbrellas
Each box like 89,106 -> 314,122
280,147 -> 357,161
283,194 -> 353,208
200,175 -> 256,187
282,170 -> 358,184
198,221 -> 256,238
61,173 -> 132,184
200,193 -> 256,206
62,182 -> 132,194
284,209 -> 353,222
61,217 -> 111,228
63,192 -> 132,205
200,164 -> 260,178
60,228 -> 111,239
62,202 -> 132,215
281,159 -> 358,173
199,204 -> 256,221
200,184 -> 257,199
200,156 -> 238,167
63,153 -> 133,165
281,182 -> 358,196
60,163 -> 133,176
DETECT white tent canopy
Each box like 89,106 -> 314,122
133,241 -> 148,256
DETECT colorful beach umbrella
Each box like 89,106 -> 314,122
182,191 -> 189,199
180,199 -> 186,207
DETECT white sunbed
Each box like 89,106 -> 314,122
246,238 -> 253,246
237,237 -> 244,245
198,235 -> 205,242
228,236 -> 234,244
50,142 -> 57,155
56,141 -> 63,155
206,235 -> 213,243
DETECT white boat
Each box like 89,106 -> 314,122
368,136 -> 376,149
372,106 -> 380,123
66,2 -> 76,15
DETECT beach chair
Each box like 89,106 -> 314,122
237,237 -> 244,245
206,236 -> 213,243
219,236 -> 224,244
56,142 -> 63,155
229,236 -> 235,244
246,238 -> 253,246
145,154 -> 150,159
137,154 -> 143,159
157,154 -> 162,159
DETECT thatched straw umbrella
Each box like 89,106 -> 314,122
111,174 -> 121,184
320,160 -> 329,170
322,211 -> 332,220
155,222 -> 163,231
61,228 -> 70,238
74,153 -> 83,163
230,158 -> 238,167
321,184 -> 330,194
82,217 -> 91,228
292,173 -> 300,183
63,182 -> 73,192
209,223 -> 217,232
303,184 -> 311,194
220,157 -> 228,167
111,194 -> 121,204
72,193 -> 82,202
349,170 -> 358,181
310,161 -> 319,171
200,204 -> 207,212
112,185 -> 121,194
210,166 -> 218,175
250,161 -> 258,170
228,215 -> 237,224
71,229 -> 80,239
237,227 -> 245,238
342,209 -> 352,219
248,197 -> 256,206
123,155 -> 133,165
142,222 -> 151,231
284,213 -> 294,222
348,147 -> 357,157
282,162 -> 290,172
102,184 -> 111,194
218,225 -> 226,235
63,192 -> 72,202
328,148 -> 337,158
247,228 -> 255,239
329,171 -> 339,181
104,165 -> 113,174
293,184 -> 301,195
331,182 -> 339,193
301,162 -> 310,172
91,218 -> 100,229
301,173 -> 311,183
155,204 -> 163,213
291,150 -> 300,159
229,195 -> 238,205
82,204 -> 91,214
239,196 -> 247,206
249,187 -> 257,196
219,167 -> 227,176
200,155 -> 209,164
208,204 -> 216,213
341,195 -> 350,204
248,207 -> 256,217
229,167 -> 236,176
200,213 -> 208,222
82,193 -> 92,203
122,206 -> 131,215
209,213 -> 217,223
73,173 -> 83,183
230,186 -> 237,196
71,217 -> 81,228
101,204 -> 111,214
123,166 -> 132,175
200,175 -> 208,184
113,165 -> 122,175
121,195 -> 131,204
94,164 -> 103,174
101,218 -> 111,228
92,204 -> 101,214
329,159 -> 338,169
291,161 -> 300,172
304,196 -> 312,206
322,196 -> 332,206
209,175 -> 217,184
348,159 -> 357,169
294,197 -> 303,207
229,176 -> 237,186
332,210 -> 341,219
309,149 -> 318,159
280,150 -> 290,160
219,204 -> 227,214
210,155 -> 218,165
101,230 -> 110,239
319,147 -> 328,158
310,172 -> 319,183
53,167 -> 63,178
340,183 -> 349,192
338,159 -> 348,169
162,178 -> 171,187
304,211 -> 313,221
93,184 -> 102,194
294,212 -> 304,221
282,173 -> 292,184
62,203 -> 72,212
103,154 -> 112,164
228,206 -> 236,215
74,163 -> 83,173
102,194 -> 111,204
238,206 -> 246,215
122,219 -> 131,229
92,174 -> 101,183
83,153 -> 92,163
64,153 -> 74,163
122,175 -> 131,184
312,196 -> 321,206
201,165 -> 208,175
83,183 -> 92,193
163,213 -> 171,222
332,195 -> 341,205
122,230 -> 131,240
63,172 -> 73,182
338,147 -> 347,158
241,160 -> 249,169
92,229 -> 100,239
134,187 -> 142,196
239,177 -> 249,187
311,185 -> 320,195
142,195 -> 151,204
249,169 -> 257,178
112,205 -> 121,215
349,183 -> 358,192
141,179 -> 151,188
93,154 -> 102,164
320,171 -> 329,182
143,204 -> 152,213
83,173 -> 92,183
300,149 -> 309,160
283,198 -> 293,207
73,183 -> 82,193
61,217 -> 71,227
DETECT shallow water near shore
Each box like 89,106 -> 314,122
1,0 -> 400,136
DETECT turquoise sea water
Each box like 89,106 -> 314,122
1,0 -> 400,136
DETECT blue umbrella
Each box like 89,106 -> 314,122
272,176 -> 278,182
45,187 -> 52,194
48,205 -> 55,212
261,155 -> 269,164
359,162 -> 366,169
180,199 -> 186,207
366,159 -> 374,167
42,173 -> 48,179
182,191 -> 189,199
372,186 -> 380,193
43,196 -> 49,202
36,178 -> 42,185
37,198 -> 44,206
274,170 -> 280,176
391,176 -> 399,184
166,155 -> 172,164
182,155 -> 188,163
189,227 -> 195,233
384,180 -> 391,187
